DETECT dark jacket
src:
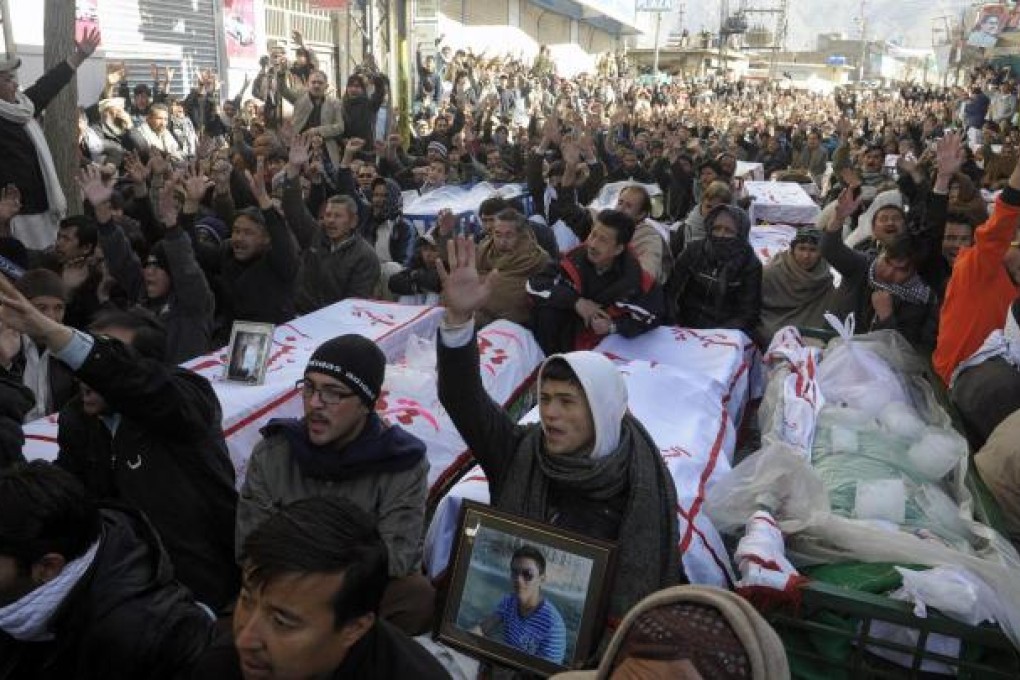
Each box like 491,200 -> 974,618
188,619 -> 451,680
341,75 -> 388,146
668,239 -> 763,336
0,62 -> 74,214
281,182 -> 381,314
0,375 -> 33,468
55,336 -> 239,610
145,221 -> 216,363
205,205 -> 299,340
821,228 -> 940,351
3,341 -> 77,420
101,217 -> 215,363
0,506 -> 217,680
527,246 -> 665,353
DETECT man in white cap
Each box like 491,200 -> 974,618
0,27 -> 101,250
436,236 -> 681,641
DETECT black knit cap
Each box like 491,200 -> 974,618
305,334 -> 386,406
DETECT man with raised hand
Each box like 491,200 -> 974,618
436,236 -> 681,641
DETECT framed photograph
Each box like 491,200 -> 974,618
438,501 -> 616,676
224,321 -> 274,385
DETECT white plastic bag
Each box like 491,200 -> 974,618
816,314 -> 909,417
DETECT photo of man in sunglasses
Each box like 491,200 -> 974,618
472,545 -> 567,663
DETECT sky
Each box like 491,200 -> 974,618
666,0 -> 978,50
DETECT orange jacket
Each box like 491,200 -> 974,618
933,192 -> 1020,384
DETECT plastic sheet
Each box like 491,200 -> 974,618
815,315 -> 910,417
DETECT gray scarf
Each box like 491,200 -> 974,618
496,414 -> 680,623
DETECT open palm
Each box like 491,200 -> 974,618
437,236 -> 495,322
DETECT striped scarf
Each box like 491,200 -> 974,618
867,258 -> 932,306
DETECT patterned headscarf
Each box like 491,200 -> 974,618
867,258 -> 932,306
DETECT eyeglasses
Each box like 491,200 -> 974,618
295,379 -> 358,405
357,173 -> 375,179
143,258 -> 163,269
510,567 -> 537,583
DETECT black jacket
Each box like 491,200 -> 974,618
0,506 -> 217,680
820,229 -> 940,352
55,336 -> 239,610
189,619 -> 451,680
0,375 -> 33,469
668,239 -> 763,336
205,206 -> 299,342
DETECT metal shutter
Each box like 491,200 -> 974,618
98,0 -> 222,96
585,27 -> 616,54
439,0 -> 462,22
521,1 -> 569,45
464,0 -> 508,25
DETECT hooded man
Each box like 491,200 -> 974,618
236,334 -> 434,636
0,29 -> 101,249
668,204 -> 762,337
437,236 -> 681,634
474,208 -> 549,328
758,226 -> 836,343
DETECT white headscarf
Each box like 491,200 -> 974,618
538,350 -> 628,459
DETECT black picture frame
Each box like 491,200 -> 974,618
438,501 -> 616,677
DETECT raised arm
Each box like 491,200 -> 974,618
436,236 -> 524,489
820,187 -> 869,277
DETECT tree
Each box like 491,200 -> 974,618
43,0 -> 82,215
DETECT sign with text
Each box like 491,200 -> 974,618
637,0 -> 674,11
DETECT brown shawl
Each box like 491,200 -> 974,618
475,235 -> 549,327
758,250 -> 836,342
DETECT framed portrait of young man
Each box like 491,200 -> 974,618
439,501 -> 616,676
224,321 -> 274,385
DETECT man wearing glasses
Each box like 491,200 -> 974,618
236,334 -> 435,636
471,545 -> 566,663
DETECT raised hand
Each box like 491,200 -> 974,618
73,27 -> 102,63
211,159 -> 232,192
123,152 -> 149,186
196,134 -> 216,162
246,158 -> 271,208
288,133 -> 311,173
157,179 -> 181,227
436,236 -> 496,325
182,163 -> 213,205
935,131 -> 964,178
148,151 -> 170,179
106,61 -> 125,85
78,164 -> 113,207
833,185 -> 863,225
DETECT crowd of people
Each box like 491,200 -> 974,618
0,25 -> 1018,679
